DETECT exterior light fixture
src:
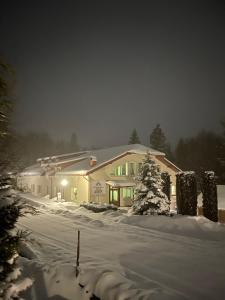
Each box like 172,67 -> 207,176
61,179 -> 68,187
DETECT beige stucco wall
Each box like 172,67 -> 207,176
88,153 -> 178,206
17,153 -> 178,206
17,174 -> 89,203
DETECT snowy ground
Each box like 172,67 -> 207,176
17,193 -> 225,300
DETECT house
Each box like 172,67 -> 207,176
17,144 -> 181,207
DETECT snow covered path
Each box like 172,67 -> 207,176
18,195 -> 225,300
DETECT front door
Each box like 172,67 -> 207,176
109,188 -> 120,206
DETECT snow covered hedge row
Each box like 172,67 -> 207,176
176,171 -> 197,216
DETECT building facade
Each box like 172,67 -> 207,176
17,144 -> 181,207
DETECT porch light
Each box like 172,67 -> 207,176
61,179 -> 68,187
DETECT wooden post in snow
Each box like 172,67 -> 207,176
75,229 -> 80,277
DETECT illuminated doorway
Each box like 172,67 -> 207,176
109,187 -> 120,206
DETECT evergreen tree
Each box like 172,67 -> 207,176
132,152 -> 170,215
174,131 -> 223,183
69,132 -> 80,152
0,61 -> 15,173
150,124 -> 166,152
128,129 -> 140,144
174,138 -> 187,169
161,172 -> 171,201
0,59 -> 35,297
201,171 -> 218,222
149,124 -> 174,161
176,172 -> 197,216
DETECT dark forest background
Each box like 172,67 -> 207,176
5,121 -> 225,185
1,58 -> 225,184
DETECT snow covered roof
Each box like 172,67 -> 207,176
20,163 -> 43,176
20,144 -> 179,176
56,144 -> 164,175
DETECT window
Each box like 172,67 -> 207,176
129,163 -> 135,176
122,187 -> 134,199
114,163 -> 128,176
112,162 -> 145,176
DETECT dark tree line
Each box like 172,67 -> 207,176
128,124 -> 174,160
11,131 -> 80,170
128,122 -> 225,184
174,127 -> 225,184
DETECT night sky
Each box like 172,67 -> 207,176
1,1 -> 225,148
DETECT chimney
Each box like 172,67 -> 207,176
89,156 -> 97,167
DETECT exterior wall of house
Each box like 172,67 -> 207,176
17,175 -> 51,197
17,153 -> 178,206
17,174 -> 89,203
88,153 -> 178,206
48,175 -> 89,203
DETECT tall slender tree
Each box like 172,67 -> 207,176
128,128 -> 141,144
150,124 -> 166,151
150,124 -> 174,160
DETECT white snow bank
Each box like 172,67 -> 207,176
78,268 -> 185,300
19,240 -> 38,260
119,214 -> 225,241
18,193 -> 225,300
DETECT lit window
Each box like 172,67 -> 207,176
114,163 -> 128,176
129,163 -> 135,176
122,188 -> 134,199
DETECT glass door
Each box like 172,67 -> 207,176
109,188 -> 120,206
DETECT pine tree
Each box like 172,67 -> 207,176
132,152 -> 170,215
0,59 -> 35,297
128,129 -> 140,144
150,124 -> 166,152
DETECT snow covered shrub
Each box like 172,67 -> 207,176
0,174 -> 35,298
201,171 -> 218,222
81,202 -> 117,213
161,172 -> 171,201
176,172 -> 197,216
132,152 -> 170,215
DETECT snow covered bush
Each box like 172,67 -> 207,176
176,172 -> 197,216
81,202 -> 117,213
201,171 -> 218,222
0,174 -> 35,299
132,152 -> 170,215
